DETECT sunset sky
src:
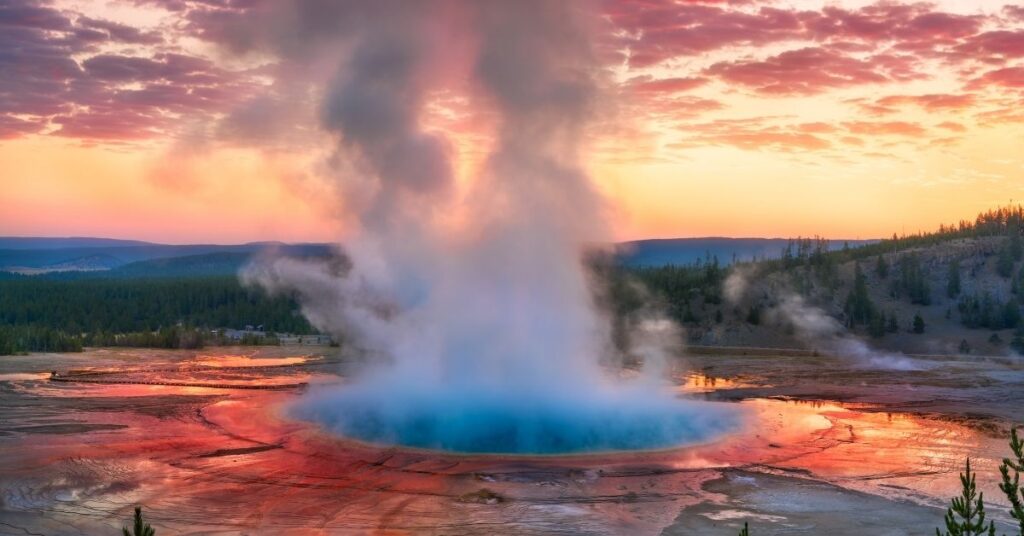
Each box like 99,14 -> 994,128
2,0 -> 1023,244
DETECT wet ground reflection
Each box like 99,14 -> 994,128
0,347 -> 1020,534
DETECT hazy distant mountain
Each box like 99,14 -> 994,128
0,237 -> 156,249
111,252 -> 258,277
617,237 -> 878,267
2,254 -> 124,275
0,235 -> 879,275
0,238 -> 334,275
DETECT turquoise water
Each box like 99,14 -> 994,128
295,386 -> 738,454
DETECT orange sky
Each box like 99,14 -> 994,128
1,0 -> 1022,243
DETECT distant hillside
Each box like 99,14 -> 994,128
4,254 -> 124,275
111,252 -> 256,278
614,205 -> 1024,356
0,237 -> 155,249
617,237 -> 877,267
0,235 -> 883,275
0,240 -> 333,275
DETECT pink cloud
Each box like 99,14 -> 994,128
0,0 -> 260,142
955,30 -> 1024,60
608,2 -> 805,68
675,117 -> 833,152
970,66 -> 1024,89
876,93 -> 977,111
843,120 -> 926,137
704,47 -> 908,95
936,121 -> 966,132
627,76 -> 709,93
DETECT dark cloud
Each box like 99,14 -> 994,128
77,15 -> 163,44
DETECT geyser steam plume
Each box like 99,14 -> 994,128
243,1 -> 736,453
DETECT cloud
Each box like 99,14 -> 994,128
704,47 -> 916,95
2,0 -> 1023,147
77,15 -> 163,45
955,30 -> 1024,61
969,66 -> 1024,89
936,121 -> 966,132
609,4 -> 804,68
843,120 -> 926,137
876,93 -> 976,111
1006,6 -> 1024,23
0,0 -> 258,142
808,4 -> 982,44
627,76 -> 709,94
676,117 -> 833,152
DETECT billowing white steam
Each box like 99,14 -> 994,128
723,271 -> 925,371
241,1 -> 735,453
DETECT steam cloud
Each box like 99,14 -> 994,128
723,271 -> 925,371
240,1 -> 736,453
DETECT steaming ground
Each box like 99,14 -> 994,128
724,271 -> 930,371
291,378 -> 739,454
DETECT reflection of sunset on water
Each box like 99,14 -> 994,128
192,355 -> 311,368
0,347 -> 1019,533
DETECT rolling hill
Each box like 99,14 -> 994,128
0,239 -> 334,276
617,237 -> 877,267
0,235 -> 881,277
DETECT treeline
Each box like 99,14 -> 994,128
0,276 -> 312,354
603,205 -> 1024,347
595,254 -> 733,349
628,258 -> 725,323
0,326 -> 83,355
830,204 -> 1023,264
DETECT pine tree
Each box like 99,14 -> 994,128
948,259 -> 962,298
746,306 -> 761,325
999,242 -> 1016,278
887,313 -> 899,333
937,459 -> 996,536
1005,302 -> 1023,330
998,428 -> 1024,535
845,263 -> 874,326
869,311 -> 887,338
876,255 -> 889,279
123,506 -> 155,536
738,522 -> 750,536
914,314 -> 926,334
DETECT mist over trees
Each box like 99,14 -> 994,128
603,205 -> 1024,348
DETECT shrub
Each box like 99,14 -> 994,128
998,428 -> 1024,535
936,458 -> 995,536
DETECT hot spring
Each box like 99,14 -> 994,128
291,376 -> 739,455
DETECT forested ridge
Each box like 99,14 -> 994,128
0,276 -> 314,355
3,205 -> 1022,356
606,205 -> 1024,353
